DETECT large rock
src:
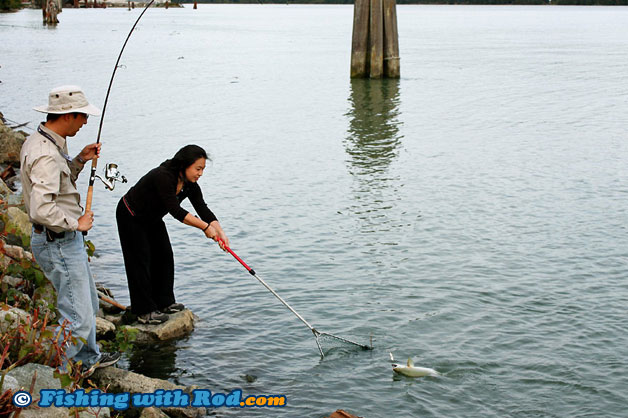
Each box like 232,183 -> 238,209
7,206 -> 31,237
4,206 -> 31,248
0,306 -> 30,329
0,252 -> 10,271
0,177 -> 12,198
103,314 -> 124,327
140,407 -> 170,418
5,363 -> 110,418
2,243 -> 26,260
1,374 -> 19,392
123,310 -> 196,344
1,274 -> 23,288
0,123 -> 26,165
91,367 -> 203,418
96,316 -> 116,340
5,363 -> 62,395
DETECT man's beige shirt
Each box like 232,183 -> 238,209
20,124 -> 85,232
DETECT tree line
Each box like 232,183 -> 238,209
3,0 -> 627,11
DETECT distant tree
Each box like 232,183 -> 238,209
0,0 -> 22,11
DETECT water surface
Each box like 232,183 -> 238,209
1,5 -> 627,417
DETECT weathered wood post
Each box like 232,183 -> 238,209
350,0 -> 370,78
193,0 -> 197,9
369,0 -> 384,78
383,0 -> 400,78
351,0 -> 400,79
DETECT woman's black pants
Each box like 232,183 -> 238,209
116,198 -> 176,315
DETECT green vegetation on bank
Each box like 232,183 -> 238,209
0,0 -> 21,12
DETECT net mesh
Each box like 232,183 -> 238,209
314,330 -> 371,357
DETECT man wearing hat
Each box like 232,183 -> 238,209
20,86 -> 120,375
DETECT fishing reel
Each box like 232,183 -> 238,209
95,163 -> 127,191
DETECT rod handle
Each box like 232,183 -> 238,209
218,238 -> 255,275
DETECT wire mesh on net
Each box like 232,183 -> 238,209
313,329 -> 372,358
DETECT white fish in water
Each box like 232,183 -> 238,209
390,352 -> 439,378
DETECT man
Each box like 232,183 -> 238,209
20,85 -> 120,375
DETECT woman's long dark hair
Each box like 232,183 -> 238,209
161,145 -> 209,179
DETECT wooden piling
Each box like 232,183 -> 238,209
350,0 -> 370,78
369,0 -> 384,79
383,0 -> 400,78
193,0 -> 197,8
351,0 -> 400,78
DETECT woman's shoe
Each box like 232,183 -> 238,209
162,302 -> 185,314
138,311 -> 169,324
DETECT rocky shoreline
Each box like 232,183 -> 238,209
0,114 -> 203,418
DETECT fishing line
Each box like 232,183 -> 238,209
2,117 -> 34,131
84,0 -> 155,222
216,239 -> 372,358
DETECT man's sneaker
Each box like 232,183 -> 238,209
96,351 -> 121,368
138,311 -> 169,324
79,352 -> 120,377
80,363 -> 97,378
161,302 -> 185,314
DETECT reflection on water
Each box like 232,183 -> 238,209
344,79 -> 404,238
344,78 -> 403,178
126,341 -> 180,382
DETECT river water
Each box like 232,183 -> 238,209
1,4 -> 628,417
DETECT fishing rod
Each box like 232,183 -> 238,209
216,239 -> 372,358
83,0 -> 155,233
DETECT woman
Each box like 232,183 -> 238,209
116,145 -> 228,324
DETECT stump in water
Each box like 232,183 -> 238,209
44,0 -> 59,25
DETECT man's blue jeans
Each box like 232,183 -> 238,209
31,228 -> 101,368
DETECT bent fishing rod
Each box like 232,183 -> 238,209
83,0 -> 155,233
215,238 -> 371,358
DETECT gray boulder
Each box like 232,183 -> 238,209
0,306 -> 30,330
7,206 -> 31,237
91,367 -> 203,418
1,274 -> 23,288
0,177 -> 12,198
1,374 -> 19,392
5,363 -> 110,418
140,407 -> 171,418
4,206 -> 31,248
123,310 -> 196,344
0,123 -> 26,165
96,316 -> 116,340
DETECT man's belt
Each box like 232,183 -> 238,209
33,224 -> 67,242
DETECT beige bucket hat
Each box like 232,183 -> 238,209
33,85 -> 101,116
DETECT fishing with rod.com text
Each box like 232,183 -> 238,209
12,388 -> 286,410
